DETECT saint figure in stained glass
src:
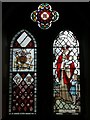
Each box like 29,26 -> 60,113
53,30 -> 80,115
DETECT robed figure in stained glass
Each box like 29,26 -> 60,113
56,45 -> 76,102
53,30 -> 80,114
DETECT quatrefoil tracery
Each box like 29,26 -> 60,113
31,3 -> 59,30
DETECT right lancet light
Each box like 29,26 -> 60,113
53,30 -> 80,115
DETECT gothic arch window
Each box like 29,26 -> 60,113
53,30 -> 80,115
9,29 -> 37,115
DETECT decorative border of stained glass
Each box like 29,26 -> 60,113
9,29 -> 37,115
53,30 -> 80,115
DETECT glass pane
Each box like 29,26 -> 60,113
9,30 -> 37,115
13,49 -> 34,72
53,30 -> 80,115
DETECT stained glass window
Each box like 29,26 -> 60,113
53,30 -> 80,115
9,29 -> 37,115
31,3 -> 59,30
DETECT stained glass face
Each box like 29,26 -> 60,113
53,30 -> 80,115
9,30 -> 37,114
31,3 -> 59,30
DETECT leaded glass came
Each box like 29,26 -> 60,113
53,30 -> 80,115
9,30 -> 37,115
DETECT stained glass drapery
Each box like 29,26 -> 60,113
53,30 -> 80,115
9,30 -> 37,115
